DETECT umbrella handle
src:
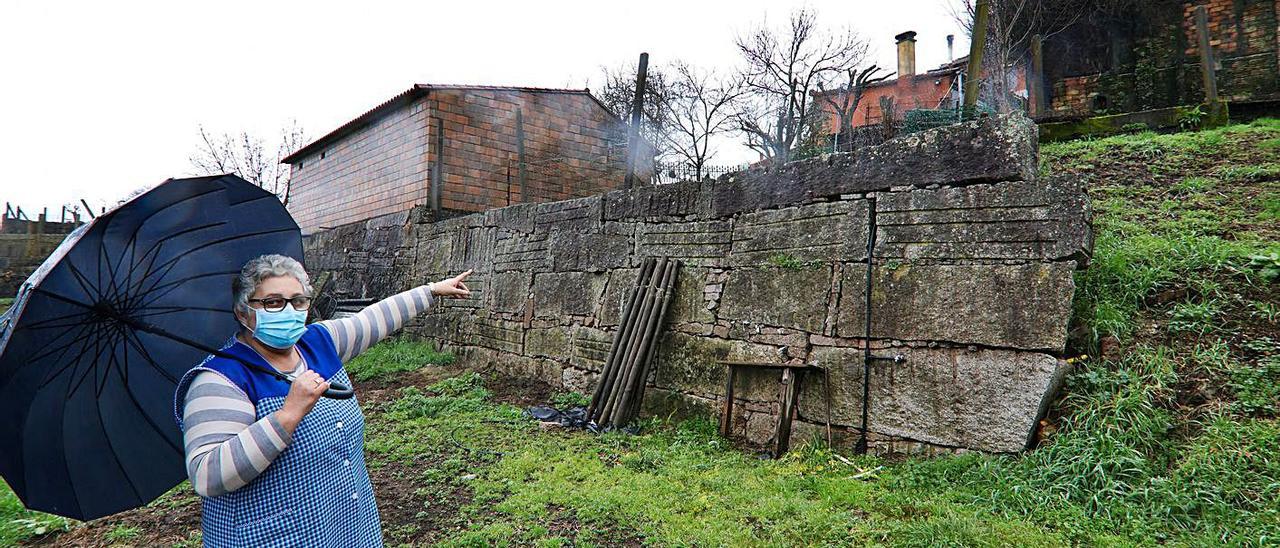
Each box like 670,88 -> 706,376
322,380 -> 355,400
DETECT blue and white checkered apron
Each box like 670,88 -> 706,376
175,325 -> 383,547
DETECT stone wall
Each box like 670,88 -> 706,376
304,114 -> 1092,455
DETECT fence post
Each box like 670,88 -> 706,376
516,107 -> 527,203
624,52 -> 649,189
431,117 -> 444,217
1194,6 -> 1219,105
962,0 -> 989,114
1029,34 -> 1046,117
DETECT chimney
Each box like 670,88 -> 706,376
947,34 -> 955,62
896,31 -> 917,77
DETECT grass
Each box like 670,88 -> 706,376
345,339 -> 456,382
1,482 -> 69,545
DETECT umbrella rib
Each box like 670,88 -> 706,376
123,220 -> 227,293
227,192 -> 277,207
88,349 -> 149,509
95,324 -> 125,398
121,327 -> 182,385
132,227 -> 298,297
33,322 -> 100,388
134,306 -> 233,316
111,186 -> 224,285
15,310 -> 93,331
116,333 -> 184,455
18,317 -> 97,332
131,307 -> 234,320
30,287 -> 96,311
66,320 -> 110,399
64,259 -> 104,304
38,397 -> 90,520
133,270 -> 241,310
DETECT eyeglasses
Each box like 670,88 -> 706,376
247,296 -> 312,312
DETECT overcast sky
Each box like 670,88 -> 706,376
1,0 -> 967,216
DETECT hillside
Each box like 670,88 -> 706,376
2,120 -> 1278,547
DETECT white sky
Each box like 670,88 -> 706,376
0,0 -> 966,216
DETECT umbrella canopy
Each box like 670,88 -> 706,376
0,174 -> 303,520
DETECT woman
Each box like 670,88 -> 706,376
173,254 -> 471,547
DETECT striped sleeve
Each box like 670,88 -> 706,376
317,285 -> 435,362
182,371 -> 292,497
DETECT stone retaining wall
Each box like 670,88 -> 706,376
304,114 -> 1092,454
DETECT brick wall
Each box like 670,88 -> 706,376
287,98 -> 431,234
428,89 -> 638,214
1046,0 -> 1280,117
287,88 -> 645,235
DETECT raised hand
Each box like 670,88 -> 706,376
429,270 -> 473,299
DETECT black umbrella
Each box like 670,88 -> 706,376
0,174 -> 349,520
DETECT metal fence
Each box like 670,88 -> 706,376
651,162 -> 750,185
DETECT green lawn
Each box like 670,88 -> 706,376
3,120 -> 1278,546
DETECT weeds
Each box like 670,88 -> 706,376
549,391 -> 590,409
1228,355 -> 1280,416
1,482 -> 69,545
104,525 -> 141,542
345,339 -> 455,382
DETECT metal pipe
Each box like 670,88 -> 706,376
588,258 -> 655,421
857,197 -> 877,454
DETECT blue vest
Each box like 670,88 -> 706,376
174,325 -> 382,547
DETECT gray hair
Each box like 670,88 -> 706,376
232,254 -> 313,314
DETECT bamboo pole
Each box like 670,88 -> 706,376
600,258 -> 665,423
623,259 -> 680,422
611,258 -> 674,426
587,258 -> 655,421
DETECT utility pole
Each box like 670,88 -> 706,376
624,52 -> 649,189
515,107 -> 527,203
962,0 -> 990,115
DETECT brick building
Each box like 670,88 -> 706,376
814,31 -> 1027,140
283,84 -> 651,234
1041,0 -> 1280,118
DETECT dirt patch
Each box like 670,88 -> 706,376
482,370 -> 559,409
370,458 -> 485,545
540,504 -> 646,546
25,491 -> 201,547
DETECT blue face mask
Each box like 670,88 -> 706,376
247,304 -> 308,349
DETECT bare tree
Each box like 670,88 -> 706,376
596,61 -> 674,161
816,64 -> 893,152
951,0 -> 1087,112
733,8 -> 870,165
189,120 -> 307,204
662,61 -> 746,181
